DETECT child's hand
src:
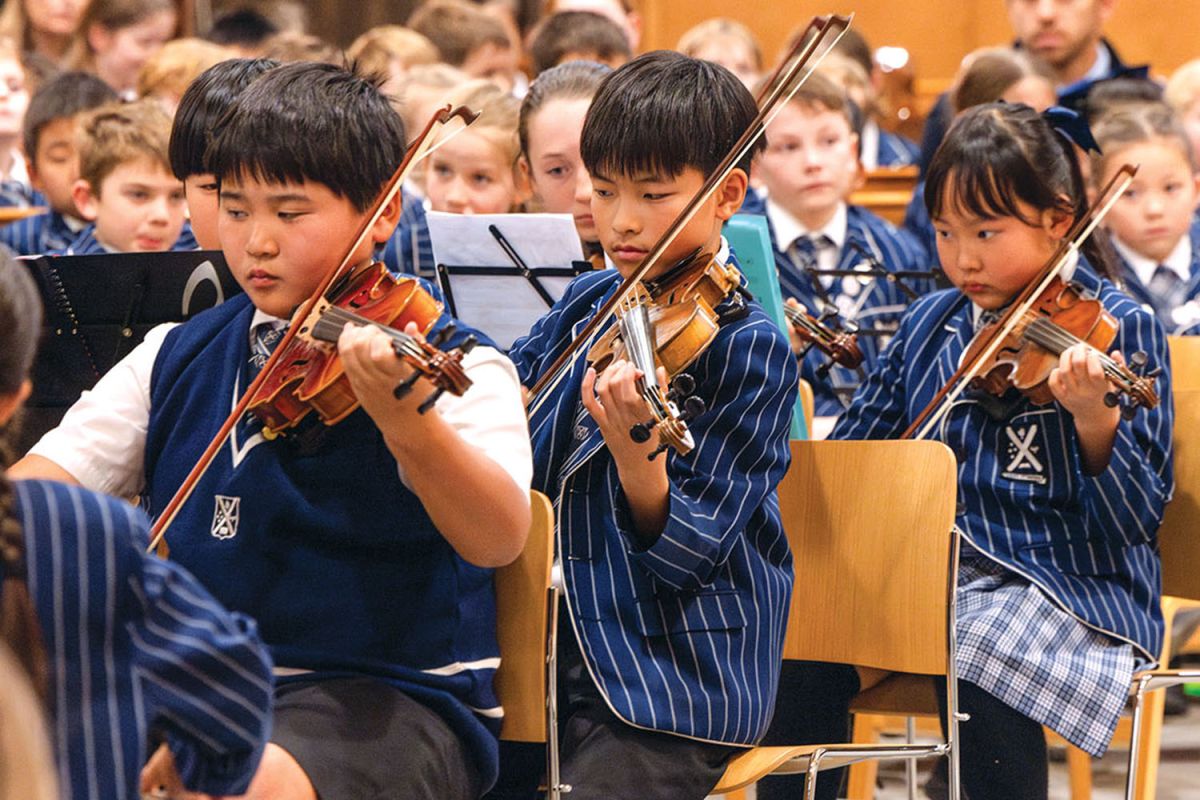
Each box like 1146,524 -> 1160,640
581,359 -> 670,543
338,321 -> 438,431
1047,342 -> 1121,474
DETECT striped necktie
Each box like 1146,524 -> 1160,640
248,321 -> 285,377
1148,264 -> 1185,311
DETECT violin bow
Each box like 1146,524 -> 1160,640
902,164 -> 1137,441
147,105 -> 479,556
525,13 -> 854,417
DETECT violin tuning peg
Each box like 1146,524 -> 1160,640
432,323 -> 456,347
629,422 -> 653,444
647,443 -> 669,461
393,372 -> 421,400
1121,403 -> 1138,422
816,362 -> 833,379
717,304 -> 750,326
1145,367 -> 1162,379
670,373 -> 696,397
460,334 -> 478,355
418,388 -> 445,414
1103,391 -> 1120,409
681,396 -> 706,421
1129,351 -> 1148,369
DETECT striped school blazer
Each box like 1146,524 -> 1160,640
832,266 -> 1172,662
509,263 -> 798,746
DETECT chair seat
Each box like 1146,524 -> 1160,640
713,742 -> 948,794
850,673 -> 940,717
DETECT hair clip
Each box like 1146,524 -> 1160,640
1042,106 -> 1102,155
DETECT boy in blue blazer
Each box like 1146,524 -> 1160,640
502,52 -> 797,800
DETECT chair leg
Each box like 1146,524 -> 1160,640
805,750 -> 827,800
846,713 -> 883,800
906,718 -> 918,800
1132,686 -> 1166,800
1065,746 -> 1092,800
720,791 -> 749,800
1126,678 -> 1149,800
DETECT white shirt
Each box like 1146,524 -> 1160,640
1113,234 -> 1192,288
859,119 -> 881,171
30,311 -> 533,500
765,200 -> 848,288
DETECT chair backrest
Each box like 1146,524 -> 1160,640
494,490 -> 555,743
1159,339 -> 1200,601
779,439 -> 958,675
798,379 -> 814,439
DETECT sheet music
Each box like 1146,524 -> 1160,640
427,211 -> 584,268
428,212 -> 591,349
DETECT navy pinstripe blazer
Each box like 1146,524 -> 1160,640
0,209 -> 75,255
832,267 -> 1171,661
766,202 -> 931,415
509,264 -> 797,746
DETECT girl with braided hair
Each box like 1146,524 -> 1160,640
0,249 -> 274,799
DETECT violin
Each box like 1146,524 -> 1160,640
904,165 -> 1159,440
148,105 -> 480,555
783,303 -> 864,376
525,14 -> 854,456
250,262 -> 476,438
963,275 -> 1158,414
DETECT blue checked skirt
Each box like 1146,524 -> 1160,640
955,545 -> 1142,756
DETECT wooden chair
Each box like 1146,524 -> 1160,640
847,339 -> 1200,800
799,378 -> 814,439
493,490 -> 567,799
711,439 -> 962,800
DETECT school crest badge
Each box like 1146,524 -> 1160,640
1002,423 -> 1046,485
211,495 -> 241,540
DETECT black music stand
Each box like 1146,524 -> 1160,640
21,250 -> 242,452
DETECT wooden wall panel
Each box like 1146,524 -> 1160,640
639,1 -> 1200,85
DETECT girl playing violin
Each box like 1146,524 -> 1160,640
761,102 -> 1173,800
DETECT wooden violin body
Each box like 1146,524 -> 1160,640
587,295 -> 720,379
249,262 -> 453,436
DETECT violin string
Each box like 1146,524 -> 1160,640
1022,317 -> 1132,386
316,306 -> 427,362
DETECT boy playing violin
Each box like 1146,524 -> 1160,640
499,52 -> 798,800
15,62 -> 533,799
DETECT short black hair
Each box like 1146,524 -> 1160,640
206,61 -> 406,212
581,50 -> 762,180
168,57 -> 278,180
206,8 -> 279,48
22,72 -> 117,156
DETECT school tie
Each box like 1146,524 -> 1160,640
789,234 -> 836,291
248,321 -> 285,378
1148,264 -> 1186,311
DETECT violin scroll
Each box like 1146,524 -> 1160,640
783,303 -> 863,376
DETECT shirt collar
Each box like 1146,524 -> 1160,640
1081,42 -> 1112,85
766,199 -> 847,253
1113,234 -> 1192,286
249,309 -> 288,341
859,120 -> 880,170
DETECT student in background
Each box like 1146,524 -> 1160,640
0,38 -> 33,206
676,18 -> 762,90
519,60 -> 610,262
784,23 -> 919,169
408,0 -> 519,93
1092,102 -> 1200,332
755,70 -> 927,418
1165,59 -> 1200,182
904,48 -> 1056,261
0,0 -> 86,67
425,80 -> 529,216
0,71 -> 116,255
61,99 -> 190,254
135,37 -> 231,113
70,0 -> 177,96
260,31 -> 342,65
168,58 -> 278,251
204,7 -> 280,57
547,0 -> 640,52
0,644 -> 57,800
527,11 -> 630,77
0,251 -> 274,800
347,25 -> 440,97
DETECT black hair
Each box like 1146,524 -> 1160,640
205,8 -> 279,48
925,102 -> 1116,279
22,72 -> 118,157
206,62 -> 406,212
168,58 -> 279,180
519,60 -> 611,157
0,250 -> 46,701
581,50 -> 762,180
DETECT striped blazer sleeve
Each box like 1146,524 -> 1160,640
1077,301 -> 1173,548
121,510 -> 275,794
621,318 -> 798,591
